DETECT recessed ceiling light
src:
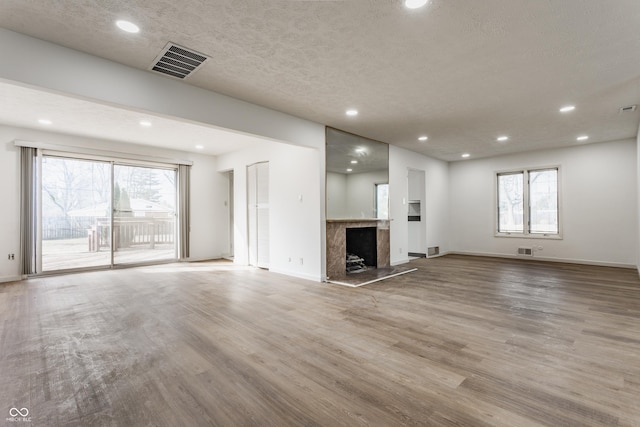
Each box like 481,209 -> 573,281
576,135 -> 589,141
346,109 -> 358,117
405,0 -> 429,9
195,145 -> 204,150
560,105 -> 576,113
346,168 -> 353,172
116,20 -> 140,33
355,147 -> 365,153
461,153 -> 470,158
139,120 -> 152,127
38,119 -> 52,125
418,136 -> 428,141
497,136 -> 509,142
350,160 -> 358,164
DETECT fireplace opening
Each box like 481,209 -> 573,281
346,227 -> 377,273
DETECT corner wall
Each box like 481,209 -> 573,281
389,145 -> 450,265
449,139 -> 638,267
217,142 -> 323,281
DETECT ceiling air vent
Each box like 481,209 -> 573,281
619,105 -> 637,113
149,43 -> 208,79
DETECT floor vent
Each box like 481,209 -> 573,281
517,247 -> 533,256
428,246 -> 440,257
619,105 -> 637,114
149,43 -> 208,79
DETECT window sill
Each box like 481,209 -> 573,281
495,233 -> 562,240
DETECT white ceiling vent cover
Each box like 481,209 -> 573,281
149,43 -> 208,79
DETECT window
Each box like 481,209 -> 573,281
375,183 -> 389,219
497,168 -> 559,236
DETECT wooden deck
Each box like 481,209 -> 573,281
42,238 -> 175,271
1,255 -> 639,426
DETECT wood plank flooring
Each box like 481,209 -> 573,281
1,255 -> 639,426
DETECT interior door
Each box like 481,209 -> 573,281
247,162 -> 269,268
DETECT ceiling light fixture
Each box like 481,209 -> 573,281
418,136 -> 428,141
404,0 -> 429,9
576,135 -> 589,141
116,20 -> 140,33
38,119 -> 52,125
560,105 -> 576,113
346,168 -> 353,172
139,120 -> 152,127
355,147 -> 365,153
195,145 -> 204,149
350,160 -> 358,164
461,153 -> 470,158
497,136 -> 509,142
346,109 -> 358,116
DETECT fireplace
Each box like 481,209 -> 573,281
346,227 -> 377,272
326,219 -> 390,280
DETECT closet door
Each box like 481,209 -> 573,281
247,162 -> 269,268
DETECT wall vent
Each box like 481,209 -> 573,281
149,43 -> 208,79
427,246 -> 440,257
619,105 -> 637,113
517,247 -> 533,256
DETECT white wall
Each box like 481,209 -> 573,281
326,172 -> 348,218
217,142 -> 323,281
345,170 -> 388,219
637,127 -> 640,273
389,145 -> 450,265
327,170 -> 388,219
0,124 -> 228,282
450,139 -> 638,267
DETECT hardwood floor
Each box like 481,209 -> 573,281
1,255 -> 639,426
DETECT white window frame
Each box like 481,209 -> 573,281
495,166 -> 562,239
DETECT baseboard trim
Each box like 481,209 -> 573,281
0,275 -> 22,283
450,251 -> 636,269
268,268 -> 321,282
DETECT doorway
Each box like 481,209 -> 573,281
407,168 -> 426,258
247,162 -> 269,269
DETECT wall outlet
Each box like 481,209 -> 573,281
299,258 -> 304,265
288,257 -> 292,262
8,253 -> 15,260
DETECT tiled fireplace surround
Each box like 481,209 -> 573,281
326,219 -> 391,280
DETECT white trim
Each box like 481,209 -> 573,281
327,268 -> 417,287
450,251 -> 636,269
269,267 -> 322,282
391,258 -> 410,266
14,139 -> 193,166
0,275 -> 22,283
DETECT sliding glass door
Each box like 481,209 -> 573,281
40,155 -> 177,272
41,156 -> 112,271
112,165 -> 177,265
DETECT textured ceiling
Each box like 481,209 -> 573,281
1,0 -> 640,160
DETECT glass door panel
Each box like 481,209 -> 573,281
41,157 -> 111,271
112,165 -> 177,265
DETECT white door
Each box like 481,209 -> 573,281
247,162 -> 269,268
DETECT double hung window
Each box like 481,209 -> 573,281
497,168 -> 559,237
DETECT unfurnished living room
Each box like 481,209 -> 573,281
1,1 -> 639,426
